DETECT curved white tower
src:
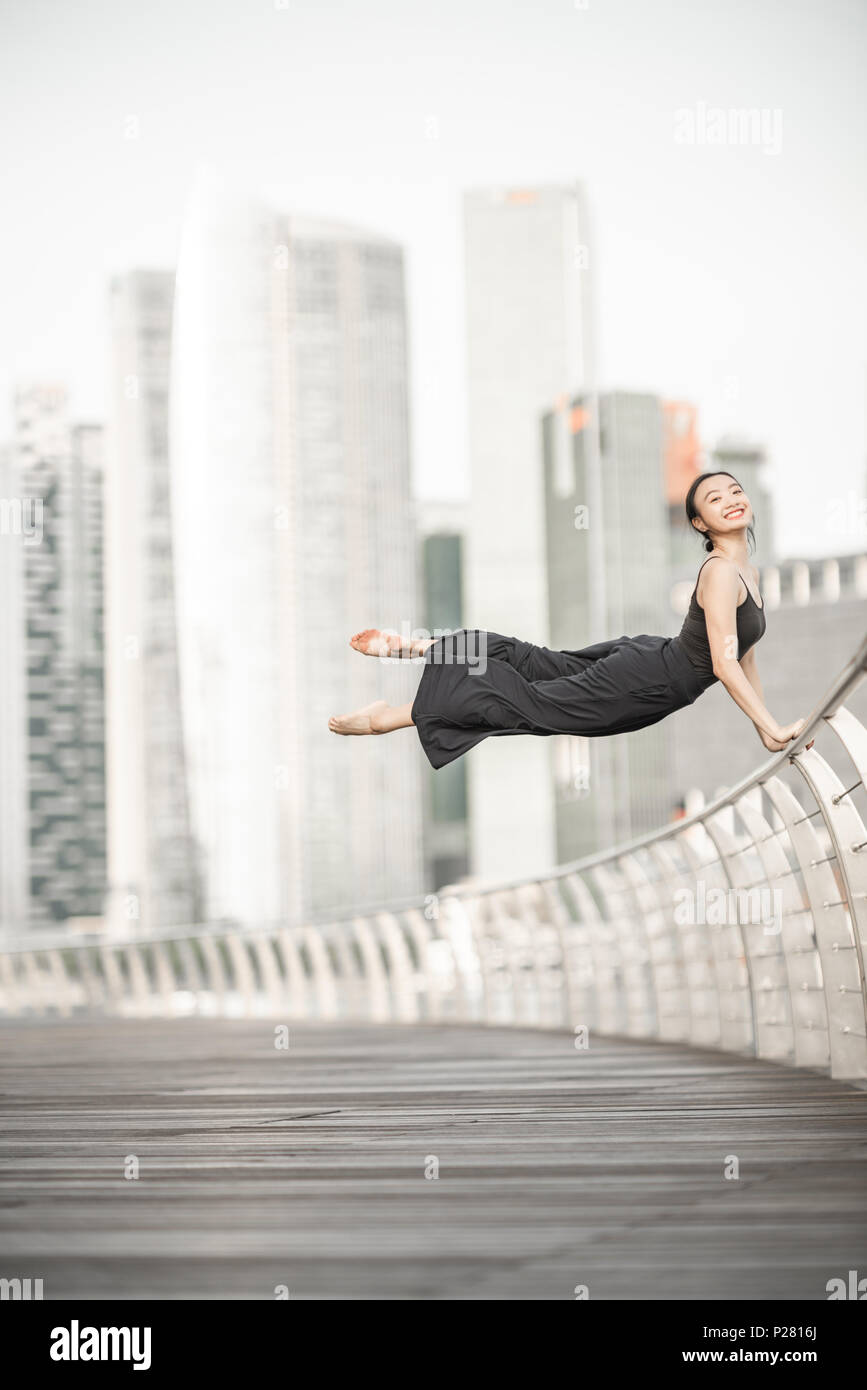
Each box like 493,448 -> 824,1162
171,168 -> 423,925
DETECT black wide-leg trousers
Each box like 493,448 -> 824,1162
410,628 -> 713,770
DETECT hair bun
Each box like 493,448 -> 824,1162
705,538 -> 714,552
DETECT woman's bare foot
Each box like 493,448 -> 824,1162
328,699 -> 416,736
328,700 -> 388,735
350,628 -> 433,659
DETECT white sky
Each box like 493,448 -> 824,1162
1,0 -> 865,558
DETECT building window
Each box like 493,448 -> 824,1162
431,761 -> 467,823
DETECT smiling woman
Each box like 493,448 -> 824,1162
686,469 -> 757,556
680,471 -> 810,753
328,470 -> 811,767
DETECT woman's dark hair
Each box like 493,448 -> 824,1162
685,471 -> 756,554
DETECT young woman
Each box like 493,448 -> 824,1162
328,471 -> 809,769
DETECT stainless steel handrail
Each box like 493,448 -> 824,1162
2,631 -> 866,1080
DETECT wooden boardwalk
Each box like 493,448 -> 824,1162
1,1018 -> 865,1300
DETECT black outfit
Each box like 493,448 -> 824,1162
411,555 -> 766,771
676,554 -> 766,677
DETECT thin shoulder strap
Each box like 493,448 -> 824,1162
698,553 -> 726,574
691,552 -> 728,608
694,553 -> 726,584
737,569 -> 763,606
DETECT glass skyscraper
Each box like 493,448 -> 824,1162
105,270 -> 201,932
170,169 -> 423,925
0,386 -> 106,927
463,183 -> 596,882
543,390 -> 673,860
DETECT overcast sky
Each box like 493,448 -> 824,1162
1,0 -> 865,558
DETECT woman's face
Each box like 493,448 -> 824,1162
692,474 -> 752,541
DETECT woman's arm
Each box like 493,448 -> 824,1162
739,646 -> 783,750
740,637 -> 813,752
700,562 -> 805,751
739,645 -> 764,702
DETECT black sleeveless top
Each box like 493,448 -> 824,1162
676,555 -> 766,677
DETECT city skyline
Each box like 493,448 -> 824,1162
2,360 -> 865,928
1,0 -> 865,564
1,0 -> 865,932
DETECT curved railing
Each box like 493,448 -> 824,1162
2,635 -> 866,1079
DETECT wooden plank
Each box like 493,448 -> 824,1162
0,1018 -> 865,1300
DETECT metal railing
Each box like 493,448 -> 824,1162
2,634 -> 866,1080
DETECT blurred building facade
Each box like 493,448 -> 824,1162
415,499 -> 470,892
0,441 -> 26,927
463,183 -> 597,883
711,436 -> 776,564
170,171 -> 423,925
105,270 -> 201,933
543,390 -> 673,861
663,400 -> 703,569
0,386 -> 106,927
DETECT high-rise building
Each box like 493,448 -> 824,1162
711,436 -> 775,564
664,401 -> 702,505
663,400 -> 704,570
543,390 -> 673,860
663,415 -> 776,575
170,170 -> 423,925
105,270 -> 201,932
0,386 -> 106,927
0,443 -> 28,928
416,499 -> 470,891
463,183 -> 597,881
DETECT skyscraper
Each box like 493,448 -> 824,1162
543,390 -> 673,859
416,498 -> 470,891
663,400 -> 704,570
105,270 -> 200,932
463,184 -> 596,880
170,170 -> 423,925
0,386 -> 106,927
0,442 -> 28,928
711,436 -> 775,564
